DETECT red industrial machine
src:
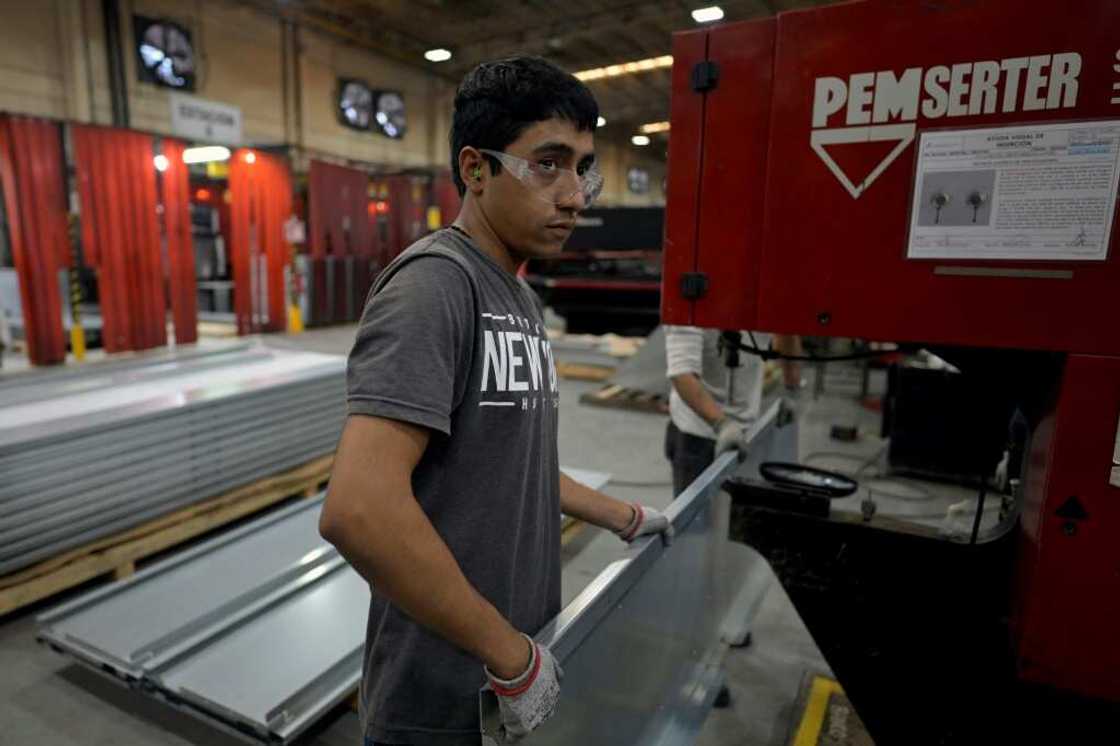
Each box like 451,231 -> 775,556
663,0 -> 1120,740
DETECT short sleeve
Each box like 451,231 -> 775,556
664,325 -> 705,378
346,256 -> 475,435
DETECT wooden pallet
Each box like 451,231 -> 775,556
0,454 -> 334,618
579,383 -> 668,414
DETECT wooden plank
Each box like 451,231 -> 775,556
0,454 -> 334,617
112,562 -> 136,581
556,362 -> 615,382
560,517 -> 587,547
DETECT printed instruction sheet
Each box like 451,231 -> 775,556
907,120 -> 1120,261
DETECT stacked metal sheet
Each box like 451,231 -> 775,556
0,344 -> 346,576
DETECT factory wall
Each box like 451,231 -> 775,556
0,1 -> 663,191
0,0 -> 93,121
0,0 -> 454,168
594,139 -> 667,207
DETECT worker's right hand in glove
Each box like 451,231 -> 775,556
486,634 -> 563,742
714,416 -> 747,457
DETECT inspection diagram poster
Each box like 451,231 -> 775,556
907,120 -> 1120,261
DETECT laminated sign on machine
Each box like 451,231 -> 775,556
906,121 -> 1120,261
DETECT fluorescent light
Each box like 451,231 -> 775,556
640,121 -> 670,134
597,116 -> 606,128
631,135 -> 651,146
424,48 -> 452,63
692,6 -> 725,23
574,55 -> 673,82
152,154 -> 169,172
181,146 -> 231,164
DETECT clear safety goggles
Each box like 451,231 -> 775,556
479,149 -> 603,207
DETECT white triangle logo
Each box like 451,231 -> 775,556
809,124 -> 916,199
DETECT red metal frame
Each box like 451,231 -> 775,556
72,125 -> 168,352
229,150 -> 292,335
0,115 -> 68,365
1012,354 -> 1120,699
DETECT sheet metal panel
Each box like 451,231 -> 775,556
38,498 -> 329,677
0,348 -> 342,446
481,402 -> 791,745
39,497 -> 368,743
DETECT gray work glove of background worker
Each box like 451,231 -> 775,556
714,416 -> 748,457
486,633 -> 563,742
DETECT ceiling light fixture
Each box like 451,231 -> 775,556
574,55 -> 673,82
424,48 -> 452,63
631,135 -> 651,146
181,145 -> 231,164
639,121 -> 671,134
597,116 -> 606,128
691,6 -> 725,23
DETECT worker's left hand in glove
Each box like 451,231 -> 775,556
614,503 -> 673,543
486,634 -> 563,742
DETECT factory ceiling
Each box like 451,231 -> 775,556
241,0 -> 839,147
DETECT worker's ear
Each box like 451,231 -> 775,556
458,147 -> 486,196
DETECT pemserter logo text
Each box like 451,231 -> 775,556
810,53 -> 1081,198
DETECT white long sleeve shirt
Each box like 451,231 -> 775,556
664,325 -> 769,440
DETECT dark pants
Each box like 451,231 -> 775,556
664,421 -> 716,497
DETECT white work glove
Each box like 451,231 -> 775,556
614,503 -> 674,544
714,416 -> 748,457
485,634 -> 563,742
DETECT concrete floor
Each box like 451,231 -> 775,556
0,324 -> 837,746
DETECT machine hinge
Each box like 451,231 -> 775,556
680,272 -> 709,300
691,61 -> 720,92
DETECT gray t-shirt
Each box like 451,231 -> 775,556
346,228 -> 562,745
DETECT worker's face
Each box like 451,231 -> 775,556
474,118 -> 597,260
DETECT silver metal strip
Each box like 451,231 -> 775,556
479,400 -> 787,745
933,266 -> 1074,279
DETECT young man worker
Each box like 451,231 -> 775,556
320,57 -> 672,745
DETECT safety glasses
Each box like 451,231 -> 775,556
479,149 -> 603,207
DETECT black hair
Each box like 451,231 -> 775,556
449,56 -> 599,196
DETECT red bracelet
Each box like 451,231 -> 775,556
489,641 -> 541,697
621,504 -> 644,542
